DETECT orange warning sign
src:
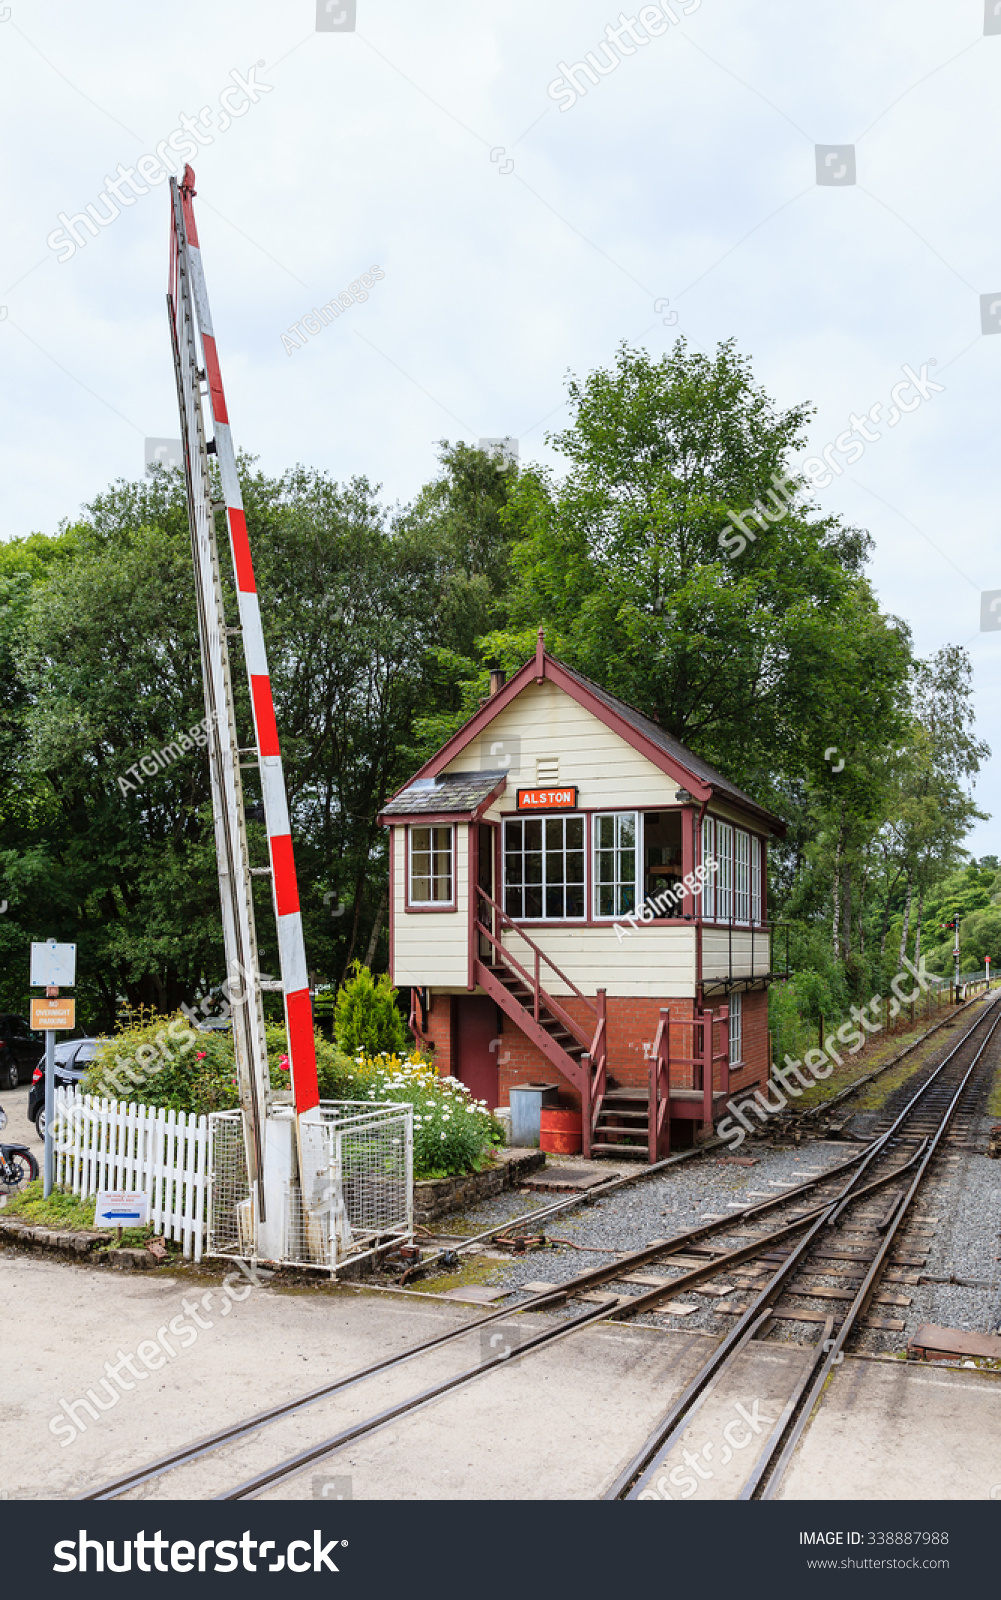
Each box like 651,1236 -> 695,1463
30,997 -> 76,1032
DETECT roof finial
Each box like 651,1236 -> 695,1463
535,626 -> 545,682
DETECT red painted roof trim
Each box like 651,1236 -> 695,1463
386,649 -> 785,836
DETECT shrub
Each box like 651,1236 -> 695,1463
349,1051 -> 503,1179
334,962 -> 406,1057
81,1011 -> 494,1179
82,1009 -> 241,1116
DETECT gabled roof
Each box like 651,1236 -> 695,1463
387,632 -> 786,836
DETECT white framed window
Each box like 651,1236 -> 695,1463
716,822 -> 733,922
701,816 -> 715,921
751,835 -> 762,924
504,814 -> 585,921
728,991 -> 742,1066
735,829 -> 750,924
409,825 -> 454,905
593,811 -> 639,918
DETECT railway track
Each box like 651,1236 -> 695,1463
77,991 -> 1001,1503
607,988 -> 1001,1501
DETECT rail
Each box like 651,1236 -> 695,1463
475,883 -> 597,1025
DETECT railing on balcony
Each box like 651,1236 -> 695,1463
701,919 -> 790,994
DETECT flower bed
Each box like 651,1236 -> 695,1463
83,1014 -> 501,1180
349,1053 -> 503,1180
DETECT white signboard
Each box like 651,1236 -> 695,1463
95,1191 -> 150,1228
30,940 -> 76,988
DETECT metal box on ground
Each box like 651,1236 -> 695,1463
508,1083 -> 559,1148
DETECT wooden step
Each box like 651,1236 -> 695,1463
589,1143 -> 649,1159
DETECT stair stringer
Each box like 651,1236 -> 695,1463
473,959 -> 589,1100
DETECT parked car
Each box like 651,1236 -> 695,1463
28,1038 -> 101,1138
0,1015 -> 46,1089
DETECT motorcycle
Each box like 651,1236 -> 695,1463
0,1104 -> 39,1192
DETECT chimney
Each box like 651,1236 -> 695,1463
489,668 -> 506,697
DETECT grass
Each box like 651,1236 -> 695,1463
2,1181 -> 163,1250
771,1000 -> 971,1118
989,1061 -> 1001,1120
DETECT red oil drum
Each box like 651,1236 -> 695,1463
539,1107 -> 582,1155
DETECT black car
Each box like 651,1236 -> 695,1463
0,1014 -> 45,1089
28,1038 -> 100,1137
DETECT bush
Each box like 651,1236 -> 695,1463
82,1009 -> 240,1116
81,1011 -> 495,1178
349,1051 -> 503,1179
334,963 -> 406,1057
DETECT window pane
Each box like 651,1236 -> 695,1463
411,824 -> 451,903
566,817 -> 583,850
593,812 -> 639,917
502,814 -> 584,921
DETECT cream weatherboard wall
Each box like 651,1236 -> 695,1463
498,922 -> 698,999
391,823 -> 470,988
448,679 -> 680,812
445,677 -> 698,996
701,928 -> 771,981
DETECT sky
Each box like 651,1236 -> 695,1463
1,0 -> 999,850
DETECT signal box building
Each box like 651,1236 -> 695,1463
379,634 -> 786,1160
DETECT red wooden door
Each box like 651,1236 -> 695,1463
454,995 -> 499,1109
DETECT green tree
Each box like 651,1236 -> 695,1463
483,339 -> 910,812
333,962 -> 406,1056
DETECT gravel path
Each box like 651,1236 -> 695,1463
410,1139 -> 854,1331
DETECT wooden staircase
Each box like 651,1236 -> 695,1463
473,885 -> 604,1115
590,1087 -> 652,1159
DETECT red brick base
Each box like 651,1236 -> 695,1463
419,988 -> 767,1132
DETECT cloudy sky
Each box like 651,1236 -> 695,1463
2,0 -> 999,848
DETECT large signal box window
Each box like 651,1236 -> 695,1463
504,815 -> 585,921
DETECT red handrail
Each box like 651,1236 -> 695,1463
475,884 -> 598,1021
474,919 -> 590,1051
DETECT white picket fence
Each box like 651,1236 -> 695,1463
52,1086 -> 209,1262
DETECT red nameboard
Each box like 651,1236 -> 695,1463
516,787 -> 578,811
